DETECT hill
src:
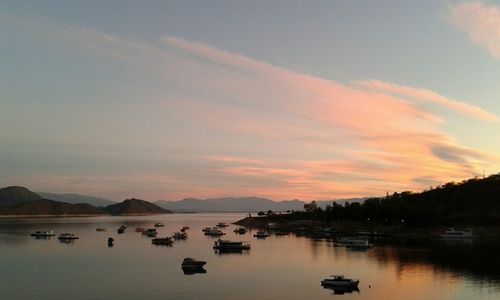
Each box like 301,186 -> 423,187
0,199 -> 106,216
37,192 -> 115,207
104,198 -> 172,215
271,174 -> 500,226
0,186 -> 42,206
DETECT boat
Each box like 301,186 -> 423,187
173,232 -> 188,240
233,228 -> 247,234
107,237 -> 114,247
345,238 -> 372,250
180,226 -> 190,232
143,228 -> 158,237
253,231 -> 270,238
30,230 -> 56,237
321,275 -> 359,288
440,228 -> 474,239
181,257 -> 207,269
58,233 -> 79,240
204,228 -> 226,236
135,227 -> 146,233
152,237 -> 174,246
213,239 -> 251,251
217,222 -> 229,228
117,225 -> 126,234
96,228 -> 107,232
202,227 -> 212,232
154,223 -> 165,227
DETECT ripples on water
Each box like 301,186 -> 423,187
0,214 -> 499,300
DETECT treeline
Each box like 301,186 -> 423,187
287,174 -> 500,226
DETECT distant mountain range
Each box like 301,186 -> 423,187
0,186 -> 171,216
155,197 -> 369,213
37,192 -> 116,207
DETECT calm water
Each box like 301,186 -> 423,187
0,214 -> 499,300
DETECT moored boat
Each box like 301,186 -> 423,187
152,237 -> 174,246
253,231 -> 270,238
181,257 -> 207,269
217,222 -> 229,228
143,228 -> 158,237
204,228 -> 225,236
58,233 -> 79,240
173,232 -> 188,240
30,230 -> 56,237
234,227 -> 247,234
96,228 -> 107,232
154,223 -> 164,227
213,239 -> 251,251
440,228 -> 474,239
321,275 -> 359,288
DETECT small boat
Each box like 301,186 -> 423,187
107,237 -> 114,247
356,230 -> 385,237
30,230 -> 56,237
58,233 -> 79,240
253,231 -> 270,238
346,238 -> 372,250
173,232 -> 188,240
181,226 -> 190,231
202,227 -> 213,232
135,227 -> 147,233
152,237 -> 174,246
321,275 -> 359,288
204,228 -> 226,236
233,228 -> 247,234
117,225 -> 126,234
440,228 -> 474,239
217,222 -> 229,228
154,223 -> 165,227
96,228 -> 107,232
142,228 -> 158,237
181,257 -> 207,269
213,239 -> 251,251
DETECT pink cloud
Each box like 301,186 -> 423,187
449,1 -> 500,59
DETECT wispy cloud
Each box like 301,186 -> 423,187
449,1 -> 500,59
1,12 -> 498,200
355,80 -> 498,122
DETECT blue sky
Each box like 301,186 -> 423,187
1,1 -> 499,200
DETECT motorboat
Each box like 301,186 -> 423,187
154,223 -> 165,227
117,225 -> 126,234
213,239 -> 251,251
217,223 -> 229,228
440,228 -> 474,239
107,237 -> 114,247
204,228 -> 226,236
152,237 -> 174,246
181,257 -> 207,269
96,228 -> 107,232
346,238 -> 372,250
180,226 -> 190,232
321,275 -> 359,288
58,233 -> 79,240
173,232 -> 188,240
30,230 -> 56,237
253,231 -> 270,238
135,227 -> 147,233
202,227 -> 212,232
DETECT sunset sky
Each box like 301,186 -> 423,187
1,1 -> 500,201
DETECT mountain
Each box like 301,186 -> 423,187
103,198 -> 172,215
155,197 -> 346,213
0,199 -> 106,216
0,186 -> 42,206
37,192 -> 115,207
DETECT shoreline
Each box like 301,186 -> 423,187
0,212 -> 173,218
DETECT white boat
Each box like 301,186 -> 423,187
440,228 -> 474,239
30,230 -> 56,237
213,239 -> 251,250
204,228 -> 225,236
346,238 -> 372,250
181,257 -> 207,269
321,275 -> 359,287
58,233 -> 79,240
154,223 -> 164,227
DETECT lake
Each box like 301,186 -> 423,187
0,213 -> 499,300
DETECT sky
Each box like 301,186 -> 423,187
1,0 -> 500,201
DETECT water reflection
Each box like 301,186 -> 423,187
322,285 -> 360,295
182,267 -> 207,275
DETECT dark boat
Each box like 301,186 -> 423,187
152,237 -> 174,246
107,237 -> 114,247
173,232 -> 188,240
117,225 -> 126,234
213,239 -> 251,251
181,257 -> 207,269
233,228 -> 247,234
